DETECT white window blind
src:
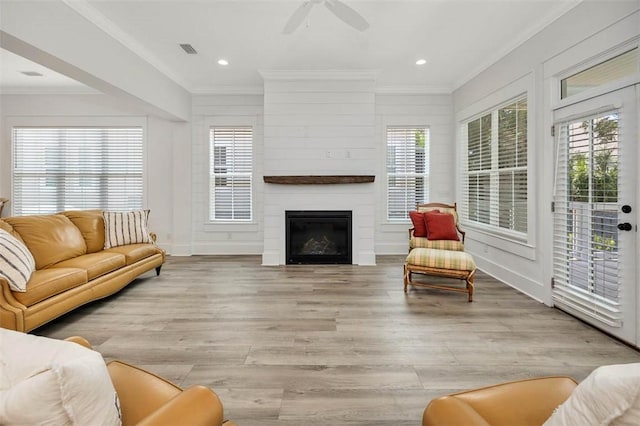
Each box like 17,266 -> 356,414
386,126 -> 429,220
552,111 -> 622,327
209,127 -> 253,221
12,127 -> 143,215
461,97 -> 528,236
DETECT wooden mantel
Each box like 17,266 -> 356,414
263,175 -> 375,185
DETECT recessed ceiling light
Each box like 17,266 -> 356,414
415,59 -> 427,66
21,71 -> 43,77
217,59 -> 229,66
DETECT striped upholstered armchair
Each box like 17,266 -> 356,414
408,202 -> 465,252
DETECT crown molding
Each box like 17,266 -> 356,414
452,0 -> 583,91
259,69 -> 379,81
61,0 -> 192,91
375,85 -> 451,95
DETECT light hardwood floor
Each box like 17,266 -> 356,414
37,255 -> 640,425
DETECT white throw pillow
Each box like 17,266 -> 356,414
544,363 -> 640,426
0,329 -> 121,426
0,229 -> 35,292
103,209 -> 152,249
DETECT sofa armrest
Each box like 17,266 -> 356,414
424,376 -> 577,426
136,385 -> 224,426
64,335 -> 92,349
423,396 -> 491,426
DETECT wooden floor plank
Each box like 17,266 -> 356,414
36,255 -> 640,425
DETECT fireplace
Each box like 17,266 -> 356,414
286,210 -> 352,264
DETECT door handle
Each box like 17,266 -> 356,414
617,223 -> 632,231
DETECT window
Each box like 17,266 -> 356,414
386,126 -> 429,220
461,97 -> 527,235
561,48 -> 638,99
12,127 -> 143,215
209,127 -> 252,221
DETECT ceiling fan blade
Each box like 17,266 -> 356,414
283,1 -> 315,34
324,0 -> 369,31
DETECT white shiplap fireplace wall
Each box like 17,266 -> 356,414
261,71 -> 377,265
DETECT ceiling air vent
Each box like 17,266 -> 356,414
21,71 -> 43,77
179,44 -> 197,54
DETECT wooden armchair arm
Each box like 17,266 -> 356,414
456,226 -> 465,243
408,228 -> 415,239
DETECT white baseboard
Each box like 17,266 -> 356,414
261,250 -> 281,265
191,242 -> 263,255
470,252 -> 547,304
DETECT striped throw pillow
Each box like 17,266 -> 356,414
103,210 -> 152,249
0,229 -> 35,292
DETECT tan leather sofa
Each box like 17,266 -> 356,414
66,336 -> 236,426
0,210 -> 165,332
422,376 -> 578,426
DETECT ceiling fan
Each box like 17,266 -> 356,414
283,0 -> 370,34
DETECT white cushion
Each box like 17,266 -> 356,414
0,229 -> 35,292
544,363 -> 640,426
0,329 -> 121,425
103,209 -> 152,249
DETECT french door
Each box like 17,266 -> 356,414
552,86 -> 638,345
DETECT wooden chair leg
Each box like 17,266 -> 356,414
466,274 -> 474,302
403,264 -> 409,293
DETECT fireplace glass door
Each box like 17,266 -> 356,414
286,211 -> 352,264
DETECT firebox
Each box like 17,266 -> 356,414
285,210 -> 352,264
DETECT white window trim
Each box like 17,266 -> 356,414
379,116 -> 430,227
203,115 -> 257,230
6,115 -> 149,215
552,39 -> 640,110
456,72 -> 536,257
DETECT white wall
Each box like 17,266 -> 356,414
190,94 -> 264,255
261,73 -> 377,265
188,85 -> 456,262
374,93 -> 454,254
452,0 -> 640,303
0,94 -> 186,253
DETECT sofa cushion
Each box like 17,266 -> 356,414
53,252 -> 126,281
4,215 -> 87,269
409,211 -> 430,238
0,329 -> 121,426
544,363 -> 640,426
63,210 -> 105,254
103,210 -> 152,249
13,268 -> 88,307
105,244 -> 160,266
406,248 -> 476,272
0,219 -> 25,244
424,211 -> 460,241
0,229 -> 35,292
418,205 -> 459,225
410,237 -> 464,251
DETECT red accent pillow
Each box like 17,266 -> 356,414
424,212 -> 459,241
409,211 -> 428,237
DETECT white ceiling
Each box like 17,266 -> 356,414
1,0 -> 581,94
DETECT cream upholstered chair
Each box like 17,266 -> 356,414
409,202 -> 465,251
